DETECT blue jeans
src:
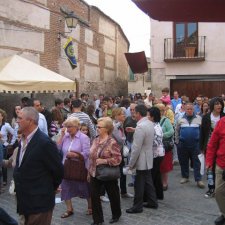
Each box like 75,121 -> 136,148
177,143 -> 201,181
0,207 -> 18,225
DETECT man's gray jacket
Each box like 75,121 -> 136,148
129,117 -> 154,170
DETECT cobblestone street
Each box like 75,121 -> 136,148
0,166 -> 218,225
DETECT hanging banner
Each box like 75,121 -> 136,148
125,51 -> 148,74
63,37 -> 77,69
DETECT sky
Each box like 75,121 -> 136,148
84,0 -> 151,57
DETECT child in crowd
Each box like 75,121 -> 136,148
160,87 -> 171,105
80,123 -> 90,138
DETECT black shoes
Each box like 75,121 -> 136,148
215,215 -> 225,225
143,203 -> 158,209
109,217 -> 120,223
204,189 -> 215,198
126,207 -> 143,214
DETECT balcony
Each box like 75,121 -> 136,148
164,36 -> 206,62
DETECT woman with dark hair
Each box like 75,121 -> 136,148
11,105 -> 21,131
200,97 -> 225,198
11,105 -> 21,148
10,105 -> 22,160
147,107 -> 165,200
201,101 -> 210,117
86,104 -> 98,127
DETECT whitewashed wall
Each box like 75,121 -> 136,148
151,19 -> 225,76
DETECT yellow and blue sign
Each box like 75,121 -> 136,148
63,37 -> 77,69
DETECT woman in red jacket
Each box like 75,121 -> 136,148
206,116 -> 225,225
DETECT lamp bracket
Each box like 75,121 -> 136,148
58,30 -> 72,40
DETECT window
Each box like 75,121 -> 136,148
145,68 -> 151,82
128,68 -> 135,81
174,23 -> 198,57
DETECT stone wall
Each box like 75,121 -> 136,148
0,0 -> 129,113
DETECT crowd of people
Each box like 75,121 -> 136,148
0,89 -> 224,225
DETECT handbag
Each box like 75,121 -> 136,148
162,137 -> 174,152
63,139 -> 87,181
96,164 -> 120,181
64,153 -> 87,181
95,138 -> 120,181
160,117 -> 174,152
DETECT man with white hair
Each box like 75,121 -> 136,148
14,107 -> 63,225
175,102 -> 204,189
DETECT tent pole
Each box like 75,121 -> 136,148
75,78 -> 79,98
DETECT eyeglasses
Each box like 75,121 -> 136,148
96,126 -> 106,129
65,126 -> 77,129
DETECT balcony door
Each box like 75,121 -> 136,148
174,23 -> 198,57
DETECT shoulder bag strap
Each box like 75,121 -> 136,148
67,138 -> 74,153
160,118 -> 167,127
97,138 -> 111,158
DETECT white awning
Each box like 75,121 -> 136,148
0,55 -> 76,93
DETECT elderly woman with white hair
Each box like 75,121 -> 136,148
88,117 -> 122,225
57,117 -> 91,218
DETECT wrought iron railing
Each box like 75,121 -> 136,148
164,36 -> 206,61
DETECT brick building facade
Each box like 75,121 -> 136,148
0,0 -> 129,115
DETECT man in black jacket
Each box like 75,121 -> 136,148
14,107 -> 63,225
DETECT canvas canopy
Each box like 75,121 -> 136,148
125,51 -> 148,74
0,55 -> 76,93
132,0 -> 225,22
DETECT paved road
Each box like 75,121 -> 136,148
0,166 -> 219,225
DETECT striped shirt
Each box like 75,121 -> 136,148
69,112 -> 96,140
